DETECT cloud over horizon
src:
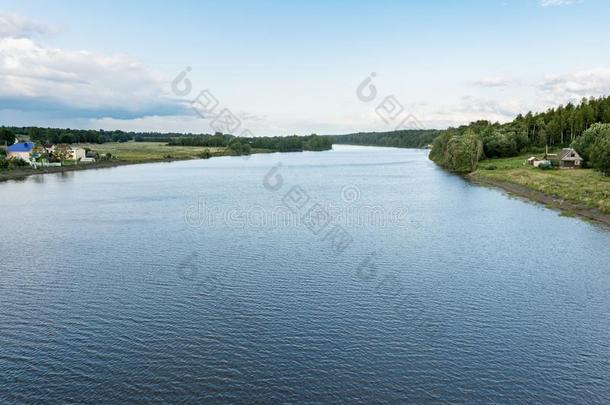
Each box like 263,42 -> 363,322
469,77 -> 515,88
538,68 -> 610,105
1,5 -> 609,135
0,13 -> 187,121
0,12 -> 53,38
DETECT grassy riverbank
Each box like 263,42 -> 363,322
0,142 -> 272,182
81,142 -> 233,162
471,153 -> 610,224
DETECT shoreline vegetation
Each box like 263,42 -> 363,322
0,132 -> 333,182
470,174 -> 610,227
424,96 -> 610,225
1,119 -> 608,227
0,143 -> 245,182
331,99 -> 610,226
469,153 -> 610,227
331,129 -> 440,149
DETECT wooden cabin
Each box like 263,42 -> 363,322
555,148 -> 583,169
542,147 -> 583,169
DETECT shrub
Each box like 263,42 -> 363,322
229,140 -> 244,155
228,140 -> 252,156
0,157 -> 31,169
572,123 -> 610,172
198,149 -> 211,159
484,131 -> 517,158
599,199 -> 610,214
600,148 -> 610,176
538,161 -> 553,170
12,158 -> 30,167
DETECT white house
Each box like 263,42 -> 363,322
6,142 -> 35,161
69,146 -> 86,161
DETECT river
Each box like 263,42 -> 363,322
1,145 -> 608,402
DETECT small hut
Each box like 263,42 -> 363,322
527,156 -> 540,166
555,148 -> 583,169
542,146 -> 584,169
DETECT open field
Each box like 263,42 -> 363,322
472,153 -> 610,216
0,142 -> 272,182
80,142 -> 230,162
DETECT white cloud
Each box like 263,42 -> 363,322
1,12 -> 606,135
442,67 -> 610,128
539,0 -> 579,7
0,35 -> 186,119
90,112 -> 368,136
538,68 -> 610,104
415,97 -> 524,128
0,12 -> 53,38
470,77 -> 514,88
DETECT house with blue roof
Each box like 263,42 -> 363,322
7,142 -> 35,162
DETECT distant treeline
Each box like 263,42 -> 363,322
168,133 -> 332,152
0,126 -> 166,144
429,95 -> 610,175
0,126 -> 220,145
0,126 -> 332,153
1,123 -> 435,153
331,129 -> 440,149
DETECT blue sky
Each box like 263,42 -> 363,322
1,0 -> 610,135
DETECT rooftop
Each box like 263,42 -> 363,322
558,148 -> 583,162
7,142 -> 35,153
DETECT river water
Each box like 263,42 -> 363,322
1,145 -> 608,402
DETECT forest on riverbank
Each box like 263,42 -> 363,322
331,129 -> 440,149
0,127 -> 332,158
167,133 -> 332,153
429,96 -> 610,175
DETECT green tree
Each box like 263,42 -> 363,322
463,129 -> 484,172
0,128 -> 16,146
229,140 -> 244,155
53,144 -> 72,164
599,148 -> 610,176
28,127 -> 45,143
441,130 -> 483,173
59,133 -> 75,144
572,123 -> 610,173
